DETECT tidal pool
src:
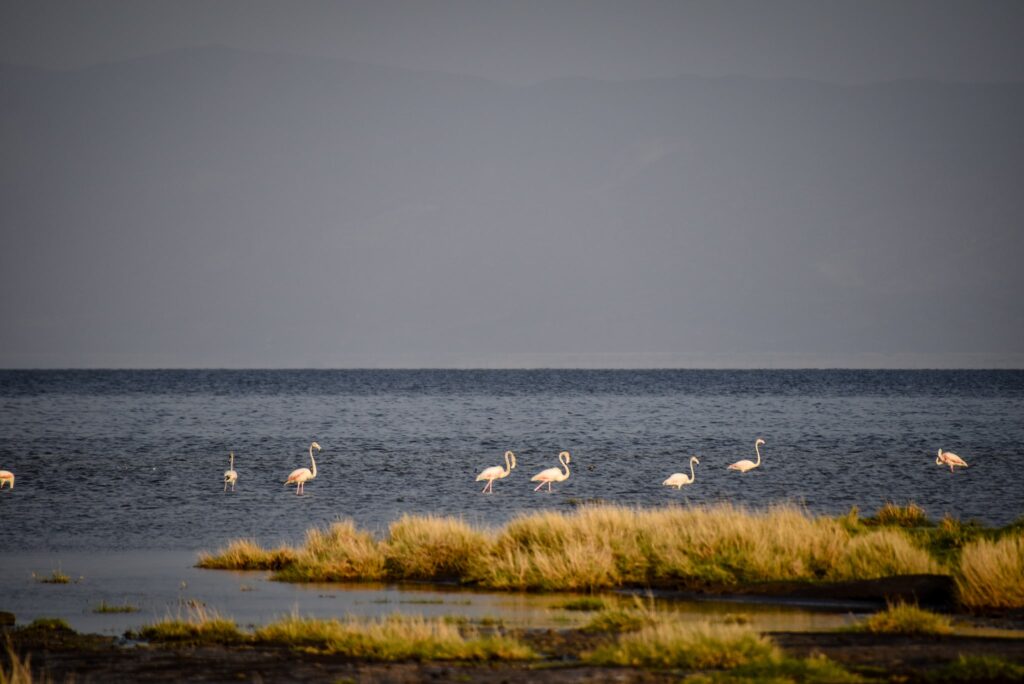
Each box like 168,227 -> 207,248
2,550 -> 869,636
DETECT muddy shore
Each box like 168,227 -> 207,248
5,618 -> 1024,683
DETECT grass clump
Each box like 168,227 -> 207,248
850,601 -> 952,635
684,652 -> 866,683
828,529 -> 940,580
254,614 -> 534,661
555,597 -> 608,611
383,515 -> 490,581
1,637 -> 43,684
585,620 -> 779,670
956,531 -> 1024,609
867,502 -> 930,528
32,570 -> 72,585
274,520 -> 385,582
197,539 -> 297,571
93,601 -> 138,614
133,606 -> 245,645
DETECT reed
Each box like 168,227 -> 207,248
92,601 -> 138,614
0,638 -> 44,684
851,601 -> 953,635
134,605 -> 245,645
956,532 -> 1024,609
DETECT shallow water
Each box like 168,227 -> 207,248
1,550 -> 861,635
1,370 -> 1021,553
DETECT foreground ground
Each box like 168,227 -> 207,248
5,619 -> 1024,683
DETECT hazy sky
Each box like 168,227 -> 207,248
2,1 -> 1023,368
4,0 -> 1024,84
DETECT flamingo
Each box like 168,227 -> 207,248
728,438 -> 765,473
936,449 -> 968,473
285,442 -> 321,495
531,451 -> 571,492
223,452 -> 238,492
663,456 -> 700,489
476,450 -> 516,493
0,470 -> 13,489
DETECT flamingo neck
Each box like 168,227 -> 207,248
689,458 -> 696,480
309,445 -> 317,479
754,442 -> 761,466
229,453 -> 234,470
560,453 -> 570,478
504,451 -> 514,476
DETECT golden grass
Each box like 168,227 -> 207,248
868,502 -> 929,528
93,600 -> 138,614
135,609 -> 534,661
0,638 -> 41,684
199,504 -> 954,592
196,538 -> 297,570
254,614 -> 535,661
956,532 -> 1024,609
275,521 -> 385,582
585,620 -> 780,670
851,601 -> 953,635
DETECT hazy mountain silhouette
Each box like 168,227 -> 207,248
2,46 -> 1022,366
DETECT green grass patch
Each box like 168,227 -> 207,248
555,597 -> 608,611
683,652 -> 867,683
32,569 -> 73,584
850,601 -> 953,635
866,502 -> 930,528
25,618 -> 72,632
92,601 -> 139,614
196,539 -> 297,571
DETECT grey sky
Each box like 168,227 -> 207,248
1,2 -> 1023,368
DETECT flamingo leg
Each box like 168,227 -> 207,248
533,481 -> 544,492
547,481 -> 553,493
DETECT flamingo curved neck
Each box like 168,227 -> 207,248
559,453 -> 570,478
504,451 -> 514,476
689,458 -> 696,480
754,442 -> 761,467
309,444 -> 317,479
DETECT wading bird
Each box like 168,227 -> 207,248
476,450 -> 516,493
531,451 -> 571,492
728,438 -> 765,473
936,449 -> 968,473
0,470 -> 13,489
663,456 -> 700,489
285,441 -> 321,495
223,452 -> 238,492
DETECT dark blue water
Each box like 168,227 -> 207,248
1,370 -> 1022,551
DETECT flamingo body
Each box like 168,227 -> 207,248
663,456 -> 699,489
728,438 -> 765,473
223,452 -> 238,492
285,442 -> 321,495
531,451 -> 571,492
936,449 -> 968,473
476,451 -> 516,493
0,470 -> 13,489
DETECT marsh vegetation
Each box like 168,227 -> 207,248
198,503 -> 1024,609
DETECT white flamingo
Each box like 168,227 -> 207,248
531,451 -> 571,492
663,456 -> 699,489
476,450 -> 516,493
936,449 -> 968,473
223,452 -> 238,492
728,438 -> 765,473
0,470 -> 13,489
285,442 -> 321,495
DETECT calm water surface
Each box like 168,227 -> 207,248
1,370 -> 1022,553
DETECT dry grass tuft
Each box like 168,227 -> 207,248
197,539 -> 297,571
956,532 -> 1024,609
585,619 -> 780,670
1,637 -> 44,684
851,601 -> 953,635
383,515 -> 490,581
275,520 -> 385,582
869,502 -> 929,528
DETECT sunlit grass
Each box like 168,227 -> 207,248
926,654 -> 1024,682
956,531 -> 1024,609
585,620 -> 780,670
199,503 -> 985,595
253,614 -> 535,661
0,637 -> 45,684
134,609 -> 535,661
196,539 -> 297,571
850,601 -> 953,635
32,569 -> 72,585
